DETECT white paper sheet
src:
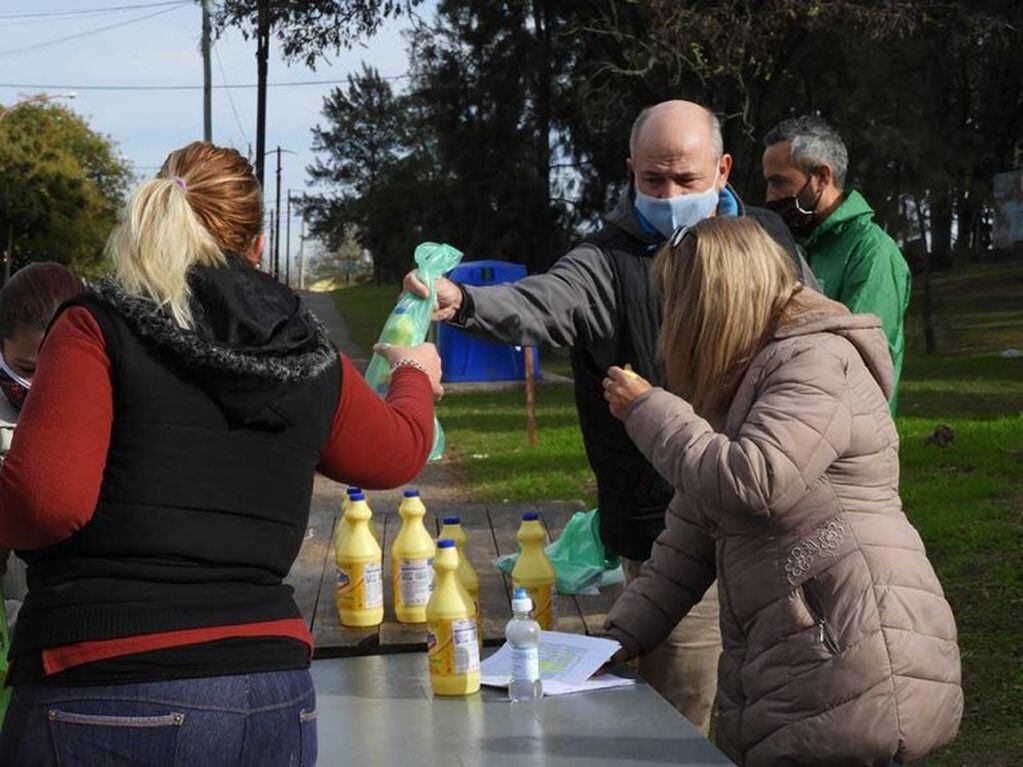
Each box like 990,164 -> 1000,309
480,631 -> 636,696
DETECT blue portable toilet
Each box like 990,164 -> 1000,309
438,260 -> 542,383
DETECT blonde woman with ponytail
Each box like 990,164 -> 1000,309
0,142 -> 441,766
602,218 -> 961,765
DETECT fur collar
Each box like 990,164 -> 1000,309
92,275 -> 336,384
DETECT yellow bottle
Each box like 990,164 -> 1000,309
511,512 -> 558,630
392,489 -> 436,624
426,539 -> 480,696
439,515 -> 482,650
336,486 -> 361,552
335,493 -> 383,627
337,487 -> 379,553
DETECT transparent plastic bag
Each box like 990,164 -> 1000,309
363,242 -> 463,460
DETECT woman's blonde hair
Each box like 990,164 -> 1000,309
653,217 -> 801,418
105,142 -> 262,328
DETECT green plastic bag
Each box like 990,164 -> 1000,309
363,242 -> 463,461
496,509 -> 623,594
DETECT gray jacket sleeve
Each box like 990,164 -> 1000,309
453,244 -> 617,348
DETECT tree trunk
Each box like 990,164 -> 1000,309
531,0 -> 554,273
913,193 -> 937,354
929,186 -> 953,270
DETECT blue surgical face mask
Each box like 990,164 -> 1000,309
634,179 -> 720,238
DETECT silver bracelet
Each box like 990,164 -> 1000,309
390,358 -> 430,377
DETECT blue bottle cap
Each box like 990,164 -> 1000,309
522,511 -> 540,521
349,492 -> 366,501
346,486 -> 361,496
403,489 -> 421,498
442,516 -> 461,526
513,587 -> 529,600
437,539 -> 456,549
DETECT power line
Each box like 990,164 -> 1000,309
213,41 -> 250,147
0,1 -> 186,28
0,74 -> 411,91
0,4 -> 190,58
0,1 -> 186,19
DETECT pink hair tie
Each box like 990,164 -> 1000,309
172,176 -> 187,191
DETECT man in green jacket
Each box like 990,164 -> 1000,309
762,115 -> 911,411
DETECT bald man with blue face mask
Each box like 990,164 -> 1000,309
404,101 -> 816,733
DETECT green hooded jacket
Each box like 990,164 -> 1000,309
800,189 -> 911,412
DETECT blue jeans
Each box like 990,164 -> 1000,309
0,669 -> 317,766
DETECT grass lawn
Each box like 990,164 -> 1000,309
330,283 -> 404,355
331,263 -> 1023,764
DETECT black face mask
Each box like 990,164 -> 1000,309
765,171 -> 825,236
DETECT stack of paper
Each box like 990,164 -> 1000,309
480,631 -> 636,696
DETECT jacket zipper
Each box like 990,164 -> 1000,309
800,579 -> 842,655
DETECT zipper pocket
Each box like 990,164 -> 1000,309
800,579 -> 842,655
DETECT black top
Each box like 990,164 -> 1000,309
10,258 -> 341,685
573,203 -> 807,561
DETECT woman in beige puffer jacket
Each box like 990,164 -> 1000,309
603,217 -> 962,766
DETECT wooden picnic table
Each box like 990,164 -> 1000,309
286,495 -> 624,657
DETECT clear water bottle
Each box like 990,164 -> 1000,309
507,587 -> 543,701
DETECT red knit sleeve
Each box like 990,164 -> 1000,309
0,307 -> 112,550
317,355 -> 434,489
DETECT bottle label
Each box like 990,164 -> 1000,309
427,617 -> 480,677
511,646 -> 540,683
517,583 -> 557,631
336,561 -> 383,611
398,558 -> 434,607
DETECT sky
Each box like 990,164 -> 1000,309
0,0 -> 433,268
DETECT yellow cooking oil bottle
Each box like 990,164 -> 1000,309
392,489 -> 436,623
335,492 -> 383,627
426,539 -> 480,696
511,511 -> 558,630
438,515 -> 482,650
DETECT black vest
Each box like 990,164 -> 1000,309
575,206 -> 806,561
12,275 -> 340,665
572,226 -> 672,561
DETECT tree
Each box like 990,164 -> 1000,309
0,103 -> 132,278
305,65 -> 425,282
307,226 -> 367,286
214,1 -> 422,67
402,0 -> 570,271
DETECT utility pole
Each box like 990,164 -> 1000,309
274,147 -> 282,280
201,0 -> 212,142
297,214 -> 306,290
285,190 -> 292,287
254,0 -> 270,187
268,207 -> 275,275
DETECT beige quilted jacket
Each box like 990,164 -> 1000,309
606,293 -> 962,765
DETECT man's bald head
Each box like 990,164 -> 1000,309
629,101 -> 724,161
627,100 -> 731,201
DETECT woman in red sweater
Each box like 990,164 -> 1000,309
0,142 -> 439,766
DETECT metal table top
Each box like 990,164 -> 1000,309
310,654 -> 733,766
